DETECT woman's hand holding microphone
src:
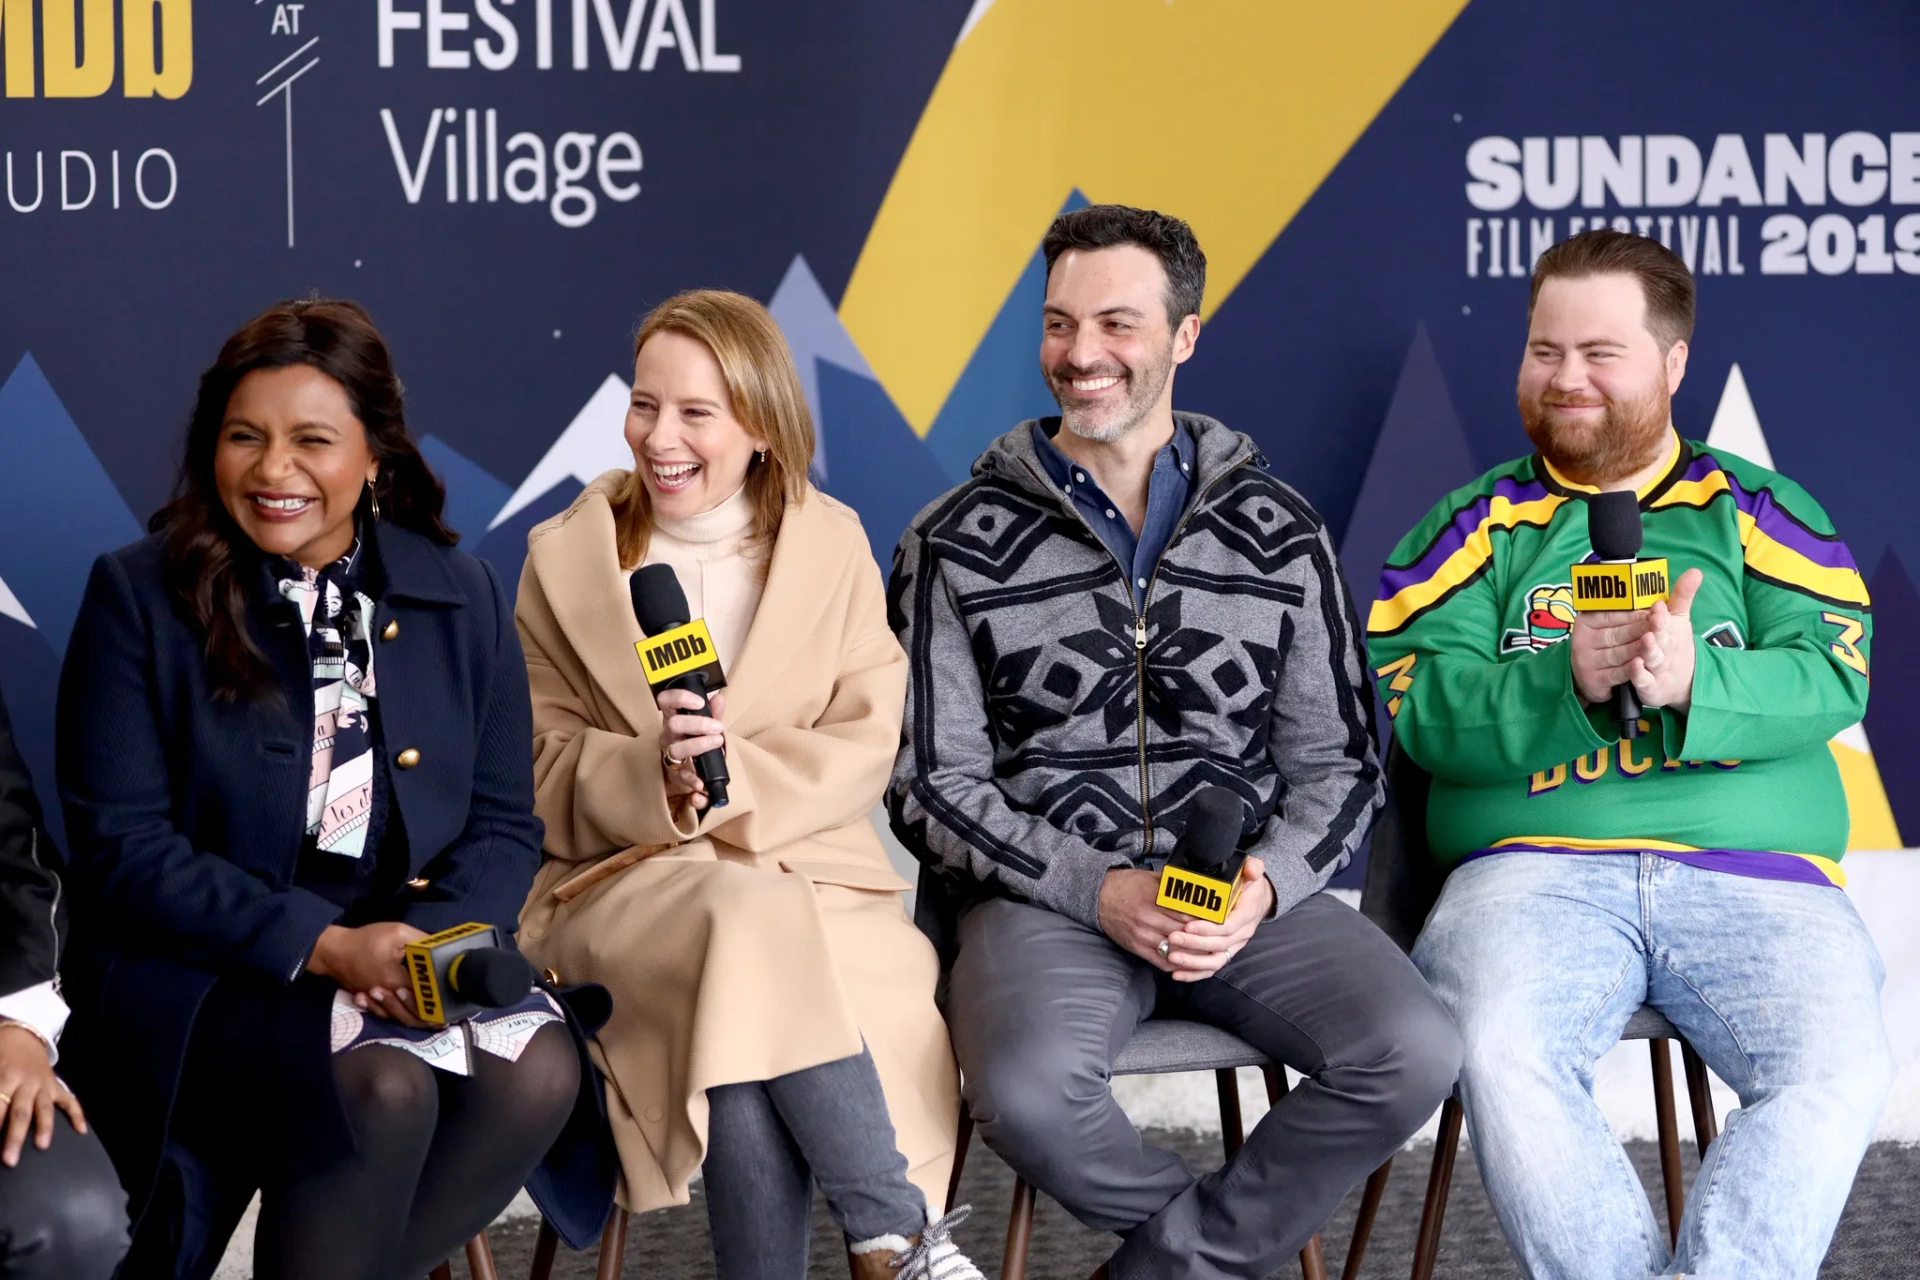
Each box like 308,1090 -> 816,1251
308,921 -> 431,1028
658,689 -> 727,811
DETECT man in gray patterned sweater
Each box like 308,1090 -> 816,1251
887,205 -> 1460,1280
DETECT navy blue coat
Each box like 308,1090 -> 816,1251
53,521 -> 569,1253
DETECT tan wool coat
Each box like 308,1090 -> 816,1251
514,472 -> 959,1214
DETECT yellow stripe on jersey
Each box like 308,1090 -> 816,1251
1652,471 -> 1870,608
1367,492 -> 1567,635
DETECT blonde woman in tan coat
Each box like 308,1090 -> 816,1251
513,290 -> 978,1280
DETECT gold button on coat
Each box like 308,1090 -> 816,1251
381,619 -> 399,640
396,748 -> 421,769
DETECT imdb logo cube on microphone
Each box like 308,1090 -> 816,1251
635,618 -> 725,688
1570,558 -> 1671,612
404,922 -> 537,1027
1154,787 -> 1249,925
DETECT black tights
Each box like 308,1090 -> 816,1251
250,1027 -> 578,1280
143,1019 -> 578,1280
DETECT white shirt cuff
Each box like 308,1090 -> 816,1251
0,981 -> 69,1064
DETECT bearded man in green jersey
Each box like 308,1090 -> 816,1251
1368,229 -> 1890,1280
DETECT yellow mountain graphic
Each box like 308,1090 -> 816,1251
841,0 -> 1471,434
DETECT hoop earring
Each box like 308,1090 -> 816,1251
367,482 -> 381,522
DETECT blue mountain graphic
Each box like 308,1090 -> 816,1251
420,433 -> 513,549
472,479 -> 585,601
0,354 -> 143,653
1338,322 -> 1481,611
921,190 -> 1089,483
816,362 -> 952,570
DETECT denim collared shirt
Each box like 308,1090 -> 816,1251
1030,419 -> 1196,610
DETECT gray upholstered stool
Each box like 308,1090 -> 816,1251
947,1017 -> 1329,1280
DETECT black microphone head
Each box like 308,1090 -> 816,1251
446,946 -> 537,1008
631,563 -> 691,634
1586,490 -> 1644,561
1173,787 -> 1244,875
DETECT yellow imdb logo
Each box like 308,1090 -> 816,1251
1570,558 -> 1670,612
1156,866 -> 1238,925
1,0 -> 192,98
636,619 -> 721,686
403,921 -> 492,1027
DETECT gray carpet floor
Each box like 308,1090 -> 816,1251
470,1132 -> 1920,1279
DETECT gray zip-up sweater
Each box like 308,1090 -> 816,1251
887,414 -> 1383,930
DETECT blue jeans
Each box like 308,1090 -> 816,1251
1414,852 -> 1892,1280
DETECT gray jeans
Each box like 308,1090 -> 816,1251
702,1047 -> 926,1280
948,892 -> 1461,1280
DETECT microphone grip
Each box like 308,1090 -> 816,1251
669,672 -> 730,808
1612,682 -> 1643,739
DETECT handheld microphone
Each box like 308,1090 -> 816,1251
1575,491 -> 1670,740
1154,787 -> 1248,924
403,922 -> 537,1026
630,564 -> 731,808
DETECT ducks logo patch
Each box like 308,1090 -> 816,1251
1501,582 -> 1576,653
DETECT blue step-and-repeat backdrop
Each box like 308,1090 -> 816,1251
2,0 -> 1916,875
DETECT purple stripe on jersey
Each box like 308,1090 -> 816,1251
1692,453 -> 1858,571
1462,842 -> 1837,888
1376,474 -> 1553,600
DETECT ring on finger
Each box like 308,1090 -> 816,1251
661,745 -> 680,771
1156,938 -> 1171,959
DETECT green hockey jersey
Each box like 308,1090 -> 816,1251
1366,434 -> 1871,888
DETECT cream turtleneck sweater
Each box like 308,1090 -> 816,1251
631,484 -> 763,671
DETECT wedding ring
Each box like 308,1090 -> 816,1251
1156,939 -> 1171,959
662,745 -> 680,771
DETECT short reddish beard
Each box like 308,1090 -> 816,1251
1519,379 -> 1673,487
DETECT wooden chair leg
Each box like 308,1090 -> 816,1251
1216,1067 -> 1246,1160
1649,1039 -> 1685,1248
1681,1040 -> 1719,1152
947,1104 -> 973,1211
1299,1232 -> 1328,1280
429,1265 -> 454,1280
595,1207 -> 629,1280
1411,1094 -> 1463,1280
528,1219 -> 560,1280
464,1231 -> 499,1280
1342,1159 -> 1392,1280
1001,1176 -> 1036,1280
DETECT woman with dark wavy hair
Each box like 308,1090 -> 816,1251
54,299 -> 584,1279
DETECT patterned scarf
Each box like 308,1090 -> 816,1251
277,540 -> 380,859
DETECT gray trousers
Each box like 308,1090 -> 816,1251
948,893 -> 1461,1280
